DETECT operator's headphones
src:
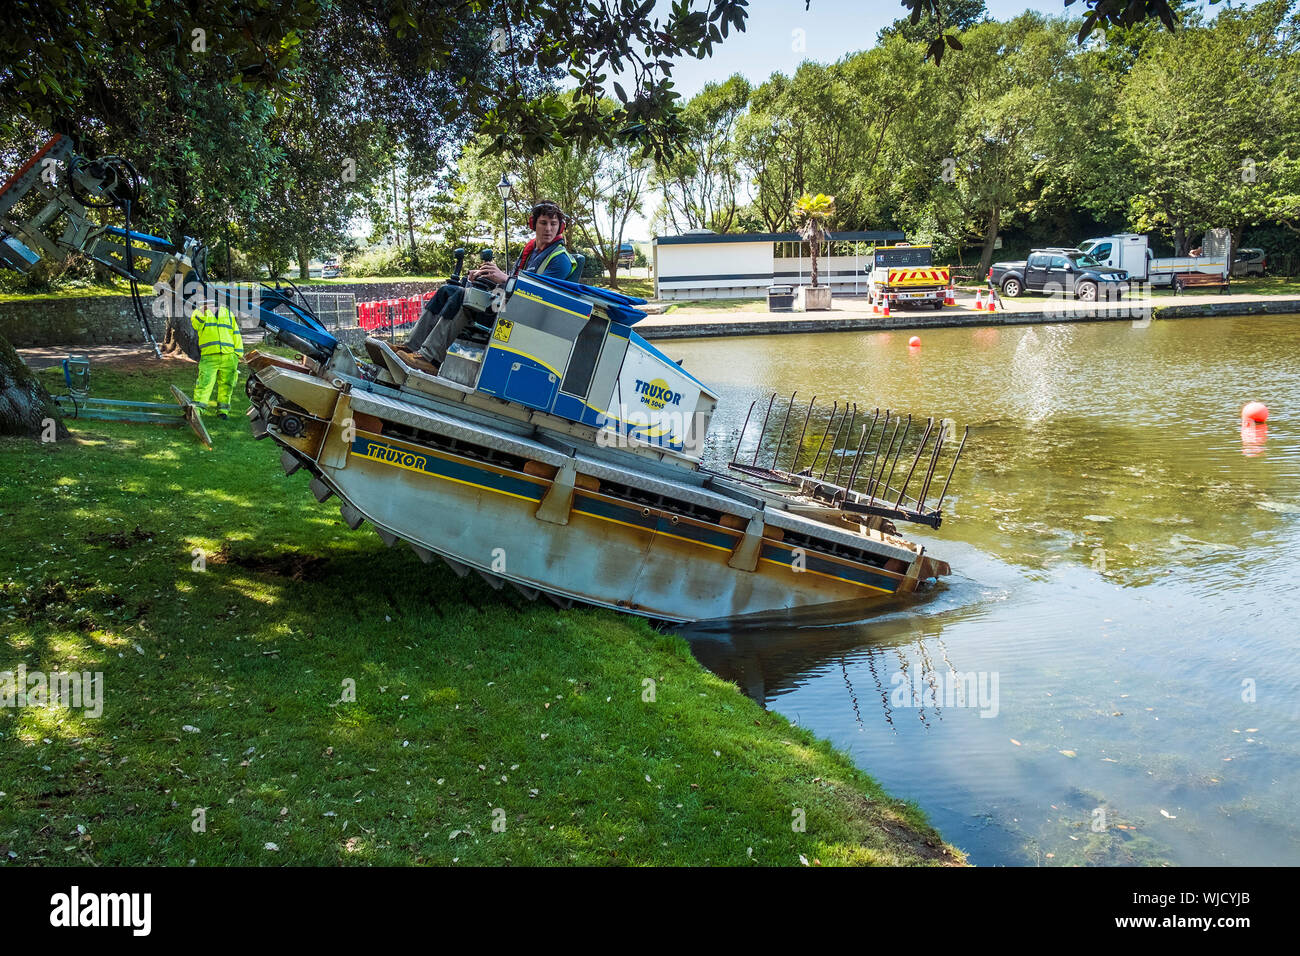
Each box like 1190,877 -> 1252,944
528,201 -> 568,230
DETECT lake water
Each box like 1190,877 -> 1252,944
675,315 -> 1300,866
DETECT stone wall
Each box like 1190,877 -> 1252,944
0,296 -> 152,348
0,280 -> 445,348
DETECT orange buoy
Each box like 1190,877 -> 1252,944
908,336 -> 921,348
1242,401 -> 1269,423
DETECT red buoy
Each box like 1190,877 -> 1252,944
1242,402 -> 1270,423
908,335 -> 921,348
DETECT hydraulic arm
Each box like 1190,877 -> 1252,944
1,134 -> 342,366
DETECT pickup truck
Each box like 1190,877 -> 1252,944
866,243 -> 952,309
990,250 -> 1128,301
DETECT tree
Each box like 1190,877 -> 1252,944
457,126 -> 594,265
652,76 -> 750,233
0,335 -> 68,439
890,15 -> 1091,274
0,0 -> 319,142
735,86 -> 803,232
577,133 -> 649,287
1118,0 -> 1300,253
892,0 -> 1226,62
878,0 -> 988,43
3,0 -> 751,157
458,97 -> 649,287
1,0 -> 753,437
737,47 -> 920,234
793,193 -> 835,287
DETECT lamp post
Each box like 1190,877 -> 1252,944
497,174 -> 512,271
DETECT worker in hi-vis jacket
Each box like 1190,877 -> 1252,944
190,291 -> 243,419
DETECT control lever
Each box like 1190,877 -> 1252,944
448,247 -> 467,285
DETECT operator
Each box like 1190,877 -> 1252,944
190,290 -> 244,419
400,200 -> 576,373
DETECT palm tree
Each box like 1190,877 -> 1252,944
793,193 -> 836,287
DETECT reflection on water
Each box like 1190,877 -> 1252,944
675,316 -> 1300,866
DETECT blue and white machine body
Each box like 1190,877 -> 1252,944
472,271 -> 717,457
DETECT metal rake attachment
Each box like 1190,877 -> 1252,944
726,392 -> 969,529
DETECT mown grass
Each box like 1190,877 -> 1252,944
1146,274 -> 1300,297
0,280 -> 135,304
606,277 -> 654,300
0,358 -> 961,866
664,298 -> 766,314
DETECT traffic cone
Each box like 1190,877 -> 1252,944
986,289 -> 996,313
882,297 -> 891,317
945,287 -> 955,307
974,289 -> 985,311
872,294 -> 880,315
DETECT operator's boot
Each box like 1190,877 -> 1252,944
399,350 -> 439,376
417,307 -> 473,369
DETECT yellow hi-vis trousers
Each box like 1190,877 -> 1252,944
194,352 -> 239,413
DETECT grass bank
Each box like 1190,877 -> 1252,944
0,358 -> 962,866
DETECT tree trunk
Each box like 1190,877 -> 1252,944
392,166 -> 402,248
297,242 -> 310,281
157,291 -> 200,360
977,204 -> 1002,278
0,333 -> 70,440
161,314 -> 200,361
1173,224 -> 1187,257
406,206 -> 421,272
404,174 -> 421,272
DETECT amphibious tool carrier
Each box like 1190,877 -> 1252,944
244,252 -> 967,623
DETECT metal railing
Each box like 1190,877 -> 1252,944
295,291 -> 357,329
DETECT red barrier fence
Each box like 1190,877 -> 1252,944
356,291 -> 437,331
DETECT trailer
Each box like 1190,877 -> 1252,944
1076,232 -> 1230,288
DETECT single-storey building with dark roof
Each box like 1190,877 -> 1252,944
651,230 -> 907,300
